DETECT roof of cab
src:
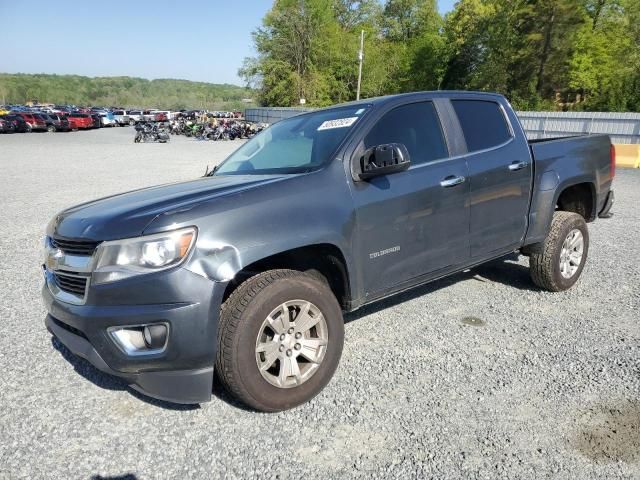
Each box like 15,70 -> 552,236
314,90 -> 509,111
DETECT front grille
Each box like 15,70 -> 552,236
54,272 -> 88,296
51,237 -> 100,256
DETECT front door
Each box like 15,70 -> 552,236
350,101 -> 470,298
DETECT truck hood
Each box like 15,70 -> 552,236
49,174 -> 287,241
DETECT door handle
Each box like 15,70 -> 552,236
440,175 -> 466,188
508,161 -> 529,171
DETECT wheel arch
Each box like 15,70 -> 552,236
555,181 -> 596,222
220,243 -> 352,311
524,176 -> 597,246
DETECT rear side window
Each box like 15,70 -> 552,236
451,100 -> 512,152
364,102 -> 448,166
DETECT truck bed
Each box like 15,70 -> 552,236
523,133 -> 614,244
528,134 -> 612,179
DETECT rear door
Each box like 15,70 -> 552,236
450,99 -> 533,257
350,100 -> 470,297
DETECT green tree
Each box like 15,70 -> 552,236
568,1 -> 629,109
245,0 -> 338,106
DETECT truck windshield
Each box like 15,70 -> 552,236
214,106 -> 368,175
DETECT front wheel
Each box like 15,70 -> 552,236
529,211 -> 589,291
216,270 -> 344,412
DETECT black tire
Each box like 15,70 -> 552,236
216,269 -> 344,412
47,125 -> 56,132
529,211 -> 589,291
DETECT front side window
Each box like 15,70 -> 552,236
451,100 -> 512,152
363,102 -> 448,166
215,106 -> 368,175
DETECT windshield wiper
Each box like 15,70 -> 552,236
203,165 -> 219,177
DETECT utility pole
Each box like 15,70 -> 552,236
356,30 -> 364,101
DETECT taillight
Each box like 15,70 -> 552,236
610,144 -> 616,179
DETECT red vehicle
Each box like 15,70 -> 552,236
14,112 -> 47,131
66,113 -> 93,129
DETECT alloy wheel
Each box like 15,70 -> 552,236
559,228 -> 584,278
255,300 -> 328,388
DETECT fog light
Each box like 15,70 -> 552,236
109,323 -> 168,356
143,325 -> 168,349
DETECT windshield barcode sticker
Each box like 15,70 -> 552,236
317,117 -> 358,131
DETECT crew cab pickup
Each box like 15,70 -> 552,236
43,91 -> 614,411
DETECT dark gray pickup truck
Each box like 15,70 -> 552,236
43,91 -> 615,411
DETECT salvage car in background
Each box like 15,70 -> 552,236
0,117 -> 16,133
112,110 -> 130,126
127,110 -> 145,124
66,113 -> 93,129
98,111 -> 117,127
15,112 -> 47,131
0,114 -> 30,132
89,114 -> 102,129
37,113 -> 69,132
44,114 -> 71,132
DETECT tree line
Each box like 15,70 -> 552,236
240,0 -> 640,111
0,73 -> 254,111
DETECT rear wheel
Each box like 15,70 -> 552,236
47,125 -> 56,132
216,269 -> 344,412
529,211 -> 589,291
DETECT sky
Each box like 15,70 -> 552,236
0,0 -> 456,86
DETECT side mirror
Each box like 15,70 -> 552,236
357,143 -> 411,180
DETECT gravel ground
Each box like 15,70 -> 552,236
0,127 -> 638,479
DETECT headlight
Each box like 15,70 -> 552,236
92,227 -> 197,284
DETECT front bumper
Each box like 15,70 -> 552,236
42,266 -> 227,404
